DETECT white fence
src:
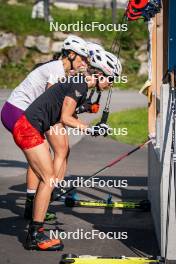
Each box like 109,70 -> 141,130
148,83 -> 176,261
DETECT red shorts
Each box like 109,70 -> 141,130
13,115 -> 45,150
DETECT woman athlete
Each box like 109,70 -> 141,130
2,48 -> 122,250
1,35 -> 90,221
13,72 -> 111,251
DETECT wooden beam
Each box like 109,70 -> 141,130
156,8 -> 163,98
148,16 -> 157,136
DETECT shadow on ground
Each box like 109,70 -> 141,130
0,174 -> 159,258
0,159 -> 27,169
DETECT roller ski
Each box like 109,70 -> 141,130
25,223 -> 64,251
60,254 -> 164,264
64,193 -> 151,212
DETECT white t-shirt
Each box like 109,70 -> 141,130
8,60 -> 65,111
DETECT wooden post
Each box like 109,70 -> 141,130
156,8 -> 163,98
148,16 -> 157,136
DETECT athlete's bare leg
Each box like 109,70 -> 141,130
46,123 -> 70,181
24,142 -> 55,222
26,140 -> 49,192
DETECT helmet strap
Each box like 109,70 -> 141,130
96,78 -> 101,91
61,49 -> 78,70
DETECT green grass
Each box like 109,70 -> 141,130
0,3 -> 52,36
0,3 -> 148,89
0,3 -> 148,42
0,62 -> 29,88
107,107 -> 148,145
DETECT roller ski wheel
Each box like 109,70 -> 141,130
64,192 -> 80,208
139,200 -> 151,212
65,196 -> 76,208
61,254 -> 78,263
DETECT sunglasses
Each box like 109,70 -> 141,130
107,76 -> 115,83
88,68 -> 115,83
80,55 -> 89,64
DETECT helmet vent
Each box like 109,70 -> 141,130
96,55 -> 102,61
107,61 -> 113,69
106,55 -> 114,62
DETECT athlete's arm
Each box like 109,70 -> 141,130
60,96 -> 88,130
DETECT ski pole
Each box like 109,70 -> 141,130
54,139 -> 152,201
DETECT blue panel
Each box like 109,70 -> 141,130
168,0 -> 176,70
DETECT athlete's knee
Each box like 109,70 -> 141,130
42,170 -> 56,187
54,143 -> 69,159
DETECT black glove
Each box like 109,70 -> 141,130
76,102 -> 91,114
86,123 -> 110,137
76,103 -> 100,114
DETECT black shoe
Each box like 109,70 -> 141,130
25,224 -> 64,251
24,196 -> 56,221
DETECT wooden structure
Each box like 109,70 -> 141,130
148,0 -> 176,262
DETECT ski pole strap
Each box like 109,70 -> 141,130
96,91 -> 102,104
87,89 -> 95,103
90,90 -> 101,113
88,89 -> 101,104
76,89 -> 101,114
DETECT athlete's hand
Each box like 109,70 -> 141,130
148,132 -> 156,144
76,102 -> 91,114
86,123 -> 110,137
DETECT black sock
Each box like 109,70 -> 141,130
27,193 -> 35,200
30,221 -> 44,231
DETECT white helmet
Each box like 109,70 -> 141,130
63,35 -> 88,58
90,50 -> 122,77
87,42 -> 105,56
